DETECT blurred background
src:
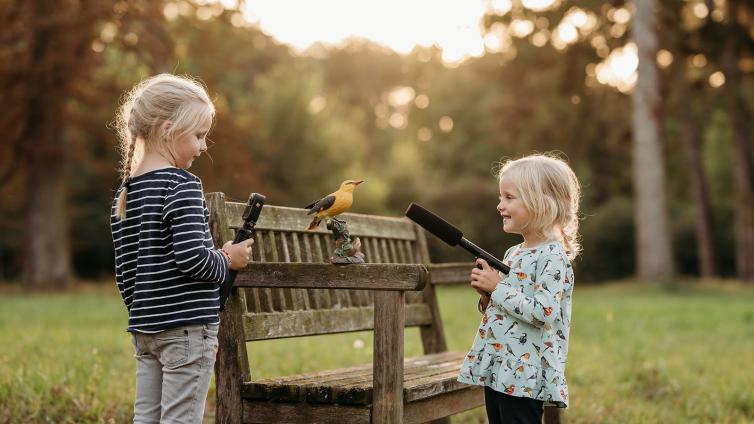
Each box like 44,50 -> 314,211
1,1 -> 754,422
2,0 -> 754,286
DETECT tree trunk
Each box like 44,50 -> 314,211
6,1 -> 169,286
21,1 -> 75,289
721,24 -> 754,282
24,95 -> 72,289
676,66 -> 716,278
630,0 -> 674,281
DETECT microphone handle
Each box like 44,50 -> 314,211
219,228 -> 255,311
458,238 -> 511,274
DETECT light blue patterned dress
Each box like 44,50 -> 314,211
457,241 -> 574,408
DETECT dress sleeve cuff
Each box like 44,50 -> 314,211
490,281 -> 516,306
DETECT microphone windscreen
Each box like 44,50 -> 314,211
405,203 -> 463,246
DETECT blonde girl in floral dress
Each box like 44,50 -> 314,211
458,153 -> 581,424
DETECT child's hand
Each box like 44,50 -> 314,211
470,258 -> 501,295
222,239 -> 254,271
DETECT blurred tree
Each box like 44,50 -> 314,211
719,0 -> 754,281
662,0 -> 717,277
1,0 -> 749,285
677,0 -> 754,281
631,0 -> 674,281
0,0 -> 190,287
0,0 -> 113,289
64,3 -> 293,278
673,67 -> 717,277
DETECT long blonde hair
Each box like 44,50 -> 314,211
113,74 -> 215,220
498,153 -> 582,259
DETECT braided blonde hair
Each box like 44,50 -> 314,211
113,74 -> 214,219
498,153 -> 582,259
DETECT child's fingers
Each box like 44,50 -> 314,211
476,258 -> 490,270
470,280 -> 483,291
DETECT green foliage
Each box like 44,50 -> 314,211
1,0 -> 751,282
578,197 -> 635,282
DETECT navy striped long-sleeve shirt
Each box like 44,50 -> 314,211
110,168 -> 228,333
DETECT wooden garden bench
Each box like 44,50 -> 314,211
207,192 -> 561,424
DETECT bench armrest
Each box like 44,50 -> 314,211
428,262 -> 475,285
233,263 -> 429,291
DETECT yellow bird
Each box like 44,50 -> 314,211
305,180 -> 364,230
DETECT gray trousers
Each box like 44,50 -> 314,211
131,324 -> 219,424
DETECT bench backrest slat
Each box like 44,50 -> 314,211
209,198 -> 444,343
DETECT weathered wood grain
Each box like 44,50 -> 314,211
403,387 -> 485,424
415,227 -> 449,356
243,304 -> 432,341
226,203 -> 417,240
207,192 -> 249,424
428,262 -> 476,285
233,263 -> 429,291
206,194 -> 500,424
242,401 -> 371,424
241,352 -> 468,405
372,290 -> 404,423
545,405 -> 563,424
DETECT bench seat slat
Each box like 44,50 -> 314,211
241,352 -> 468,405
246,351 -> 464,403
243,304 -> 433,341
328,353 -> 470,405
328,355 -> 468,405
246,352 -> 460,389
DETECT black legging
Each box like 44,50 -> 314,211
484,386 -> 544,424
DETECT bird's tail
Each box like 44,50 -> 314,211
307,216 -> 321,230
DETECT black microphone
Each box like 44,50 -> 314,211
219,192 -> 266,311
405,203 -> 510,274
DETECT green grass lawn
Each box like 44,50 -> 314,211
1,281 -> 753,423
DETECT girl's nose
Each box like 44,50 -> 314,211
200,139 -> 208,152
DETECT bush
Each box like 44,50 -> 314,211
577,196 -> 635,282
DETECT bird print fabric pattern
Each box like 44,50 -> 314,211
458,241 -> 573,408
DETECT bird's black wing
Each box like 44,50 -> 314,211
305,195 -> 336,215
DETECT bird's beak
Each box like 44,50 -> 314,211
354,180 -> 364,185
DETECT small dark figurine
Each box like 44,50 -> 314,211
327,218 -> 365,264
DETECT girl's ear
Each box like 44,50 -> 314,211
158,120 -> 174,143
159,120 -> 172,134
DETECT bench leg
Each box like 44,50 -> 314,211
543,405 -> 562,424
215,293 -> 251,424
373,290 -> 405,424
